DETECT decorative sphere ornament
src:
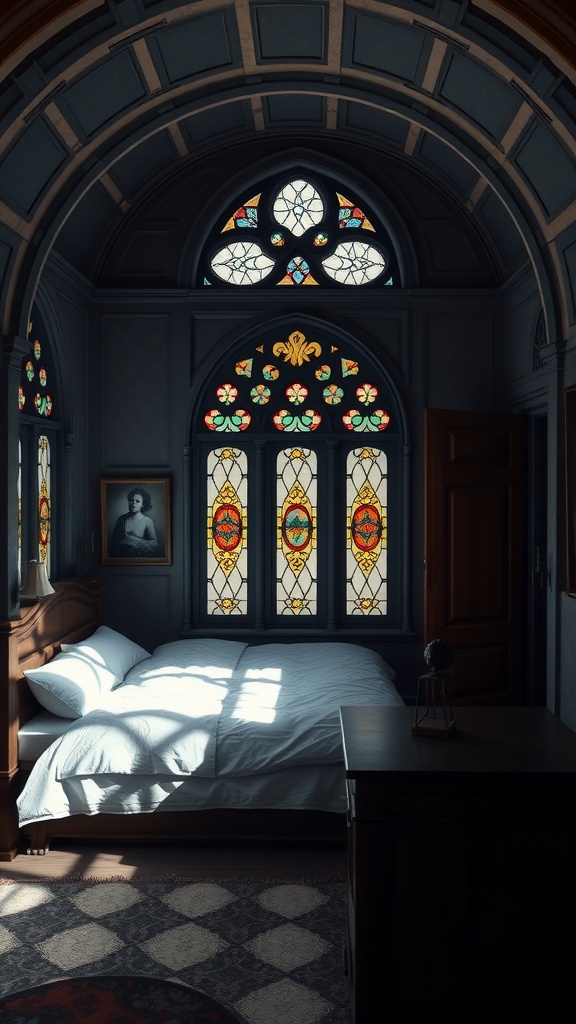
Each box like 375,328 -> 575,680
423,638 -> 456,672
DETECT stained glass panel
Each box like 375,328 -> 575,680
346,447 -> 387,615
207,448 -> 248,615
37,435 -> 51,575
211,241 -> 275,284
203,172 -> 399,287
322,241 -> 388,284
273,179 -> 324,237
19,323 -> 56,418
276,448 -> 317,615
17,439 -> 22,584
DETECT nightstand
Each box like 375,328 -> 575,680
340,705 -> 576,1024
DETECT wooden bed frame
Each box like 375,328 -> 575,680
0,579 -> 345,860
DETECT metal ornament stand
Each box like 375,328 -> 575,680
412,670 -> 456,739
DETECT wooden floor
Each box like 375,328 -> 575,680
0,841 -> 347,882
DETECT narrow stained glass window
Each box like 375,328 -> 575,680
38,435 -> 51,576
277,448 -> 317,615
207,448 -> 248,615
346,447 -> 387,615
17,440 -> 22,585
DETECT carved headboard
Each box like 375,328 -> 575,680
0,578 -> 102,860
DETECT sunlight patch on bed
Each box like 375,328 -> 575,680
232,673 -> 281,723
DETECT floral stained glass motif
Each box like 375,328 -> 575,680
205,409 -> 251,432
217,384 -> 238,405
203,173 -> 397,287
207,448 -> 248,615
19,323 -> 55,418
323,384 -> 344,405
38,435 -> 51,574
273,409 -> 321,431
343,409 -> 391,432
204,329 -> 391,435
250,384 -> 271,404
346,448 -> 387,615
286,383 -> 308,405
277,448 -> 317,615
357,384 -> 378,405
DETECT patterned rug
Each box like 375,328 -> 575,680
0,974 -> 243,1022
0,878 -> 349,1024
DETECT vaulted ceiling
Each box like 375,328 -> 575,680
2,1 -> 576,342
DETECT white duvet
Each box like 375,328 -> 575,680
18,638 -> 404,824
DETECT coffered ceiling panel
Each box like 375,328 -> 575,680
152,10 -> 241,83
252,2 -> 327,62
62,50 -> 147,136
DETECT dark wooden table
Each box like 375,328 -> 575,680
340,705 -> 576,1024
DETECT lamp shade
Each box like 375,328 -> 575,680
20,559 -> 55,599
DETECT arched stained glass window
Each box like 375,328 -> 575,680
19,309 -> 60,587
199,171 -> 399,289
193,321 -> 404,632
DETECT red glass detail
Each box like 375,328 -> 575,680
351,504 -> 382,551
282,503 -> 312,551
39,496 -> 50,545
212,504 -> 242,551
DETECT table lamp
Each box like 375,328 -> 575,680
19,559 -> 55,603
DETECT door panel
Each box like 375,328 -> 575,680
424,409 -> 525,705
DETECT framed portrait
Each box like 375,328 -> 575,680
566,386 -> 576,596
100,477 -> 171,565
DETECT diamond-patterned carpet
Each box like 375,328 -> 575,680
0,879 -> 349,1024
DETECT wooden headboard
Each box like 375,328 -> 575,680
0,578 -> 102,860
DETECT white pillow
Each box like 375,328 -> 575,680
61,626 -> 150,682
23,652 -> 120,718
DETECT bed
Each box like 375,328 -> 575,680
1,579 -> 404,859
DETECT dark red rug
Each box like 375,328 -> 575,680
0,975 -> 244,1022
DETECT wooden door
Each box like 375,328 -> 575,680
424,409 -> 525,705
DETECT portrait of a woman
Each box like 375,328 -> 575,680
110,487 -> 160,558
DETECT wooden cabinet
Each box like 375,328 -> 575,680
340,705 -> 576,1024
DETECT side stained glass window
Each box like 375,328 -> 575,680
17,440 -> 22,585
19,309 -> 60,585
199,172 -> 399,288
38,436 -> 51,574
18,323 -> 55,419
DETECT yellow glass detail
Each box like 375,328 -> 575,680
273,330 -> 322,367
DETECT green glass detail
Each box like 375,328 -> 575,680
323,384 -> 343,405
